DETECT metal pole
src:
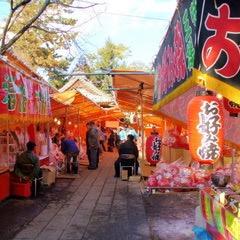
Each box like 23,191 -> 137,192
78,109 -> 81,148
140,90 -> 144,163
65,106 -> 68,134
47,122 -> 50,155
7,119 -> 9,169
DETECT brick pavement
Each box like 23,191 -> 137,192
14,152 -> 151,240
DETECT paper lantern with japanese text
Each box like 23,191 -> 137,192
187,95 -> 224,165
146,135 -> 161,165
223,98 -> 240,115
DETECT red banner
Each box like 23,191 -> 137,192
0,60 -> 51,122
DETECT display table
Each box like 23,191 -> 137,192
200,188 -> 240,240
0,167 -> 10,201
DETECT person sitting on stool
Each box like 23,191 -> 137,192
114,134 -> 139,177
14,141 -> 42,195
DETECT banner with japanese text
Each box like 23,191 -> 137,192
154,0 -> 240,109
153,0 -> 197,108
195,0 -> 240,89
0,60 -> 51,122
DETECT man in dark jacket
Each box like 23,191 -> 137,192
114,134 -> 139,177
86,121 -> 100,170
61,136 -> 80,174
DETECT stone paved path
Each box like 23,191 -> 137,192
0,151 -> 199,240
14,152 -> 151,240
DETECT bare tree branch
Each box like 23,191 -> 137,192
1,0 -> 51,55
1,10 -> 14,50
12,0 -> 32,12
10,0 -> 14,10
8,4 -> 27,31
31,25 -> 58,34
57,1 -> 100,9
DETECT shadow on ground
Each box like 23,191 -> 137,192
0,179 -> 74,240
143,191 -> 199,240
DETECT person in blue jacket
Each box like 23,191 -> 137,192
61,135 -> 80,174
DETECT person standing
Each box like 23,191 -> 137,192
99,127 -> 106,152
87,121 -> 100,170
118,127 -> 127,143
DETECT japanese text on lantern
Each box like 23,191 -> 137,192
202,3 -> 240,78
197,101 -> 222,160
151,137 -> 161,161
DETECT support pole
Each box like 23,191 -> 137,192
77,109 -> 81,148
7,119 -> 9,169
65,106 -> 68,134
140,90 -> 144,163
47,122 -> 50,154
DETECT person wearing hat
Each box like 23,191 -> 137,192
14,141 -> 42,181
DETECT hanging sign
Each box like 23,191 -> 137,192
0,60 -> 51,121
195,0 -> 240,102
153,0 -> 197,107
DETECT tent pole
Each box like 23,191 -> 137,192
78,109 -> 81,148
140,90 -> 144,163
47,122 -> 50,155
65,106 -> 68,134
7,119 -> 9,169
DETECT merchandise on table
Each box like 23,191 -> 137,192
147,160 -> 212,189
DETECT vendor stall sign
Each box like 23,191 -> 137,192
0,60 -> 51,121
153,0 -> 197,108
196,1 -> 240,91
154,0 -> 240,110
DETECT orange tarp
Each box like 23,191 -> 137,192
112,70 -> 188,128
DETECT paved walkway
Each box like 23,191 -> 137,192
14,152 -> 151,240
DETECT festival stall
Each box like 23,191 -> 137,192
51,76 -> 118,141
151,0 -> 240,238
112,70 -> 192,177
0,53 -> 52,200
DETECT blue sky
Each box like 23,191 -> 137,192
0,0 -> 177,67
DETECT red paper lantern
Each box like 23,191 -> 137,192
223,98 -> 240,114
146,135 -> 161,165
187,93 -> 224,164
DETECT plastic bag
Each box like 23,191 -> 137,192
192,226 -> 212,240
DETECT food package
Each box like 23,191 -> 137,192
147,160 -> 212,188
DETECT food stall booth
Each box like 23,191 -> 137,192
151,0 -> 240,239
0,53 -> 52,200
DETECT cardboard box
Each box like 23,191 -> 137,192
41,166 -> 56,186
129,176 -> 141,182
121,169 -> 128,181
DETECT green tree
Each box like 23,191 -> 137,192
84,39 -> 151,91
0,0 -> 99,88
85,39 -> 130,90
